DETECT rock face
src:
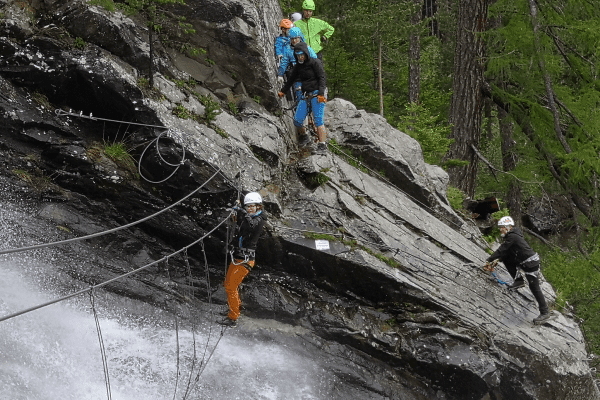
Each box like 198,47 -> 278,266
0,2 -> 598,399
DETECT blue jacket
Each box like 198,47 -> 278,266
274,35 -> 290,58
278,28 -> 317,77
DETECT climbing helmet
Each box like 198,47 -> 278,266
279,19 -> 293,29
290,12 -> 302,24
497,216 -> 514,227
302,0 -> 315,10
243,192 -> 263,206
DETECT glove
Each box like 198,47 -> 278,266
277,76 -> 284,85
317,95 -> 327,103
278,91 -> 285,98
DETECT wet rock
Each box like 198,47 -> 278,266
0,2 -> 597,399
525,195 -> 573,234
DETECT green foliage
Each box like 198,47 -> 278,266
308,172 -> 330,187
31,91 -> 52,110
103,142 -> 137,174
214,126 -> 228,139
173,104 -> 192,119
253,95 -> 261,104
73,37 -> 86,49
446,186 -> 465,211
89,0 -> 116,11
398,102 -> 453,165
195,94 -> 221,123
228,101 -> 238,115
303,232 -> 337,241
491,209 -> 510,220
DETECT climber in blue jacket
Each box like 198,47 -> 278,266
277,27 -> 317,101
274,19 -> 293,68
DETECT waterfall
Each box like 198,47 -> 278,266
0,197 -> 376,399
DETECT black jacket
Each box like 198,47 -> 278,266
281,42 -> 326,96
232,209 -> 267,261
487,227 -> 537,270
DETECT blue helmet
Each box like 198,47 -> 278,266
288,27 -> 305,41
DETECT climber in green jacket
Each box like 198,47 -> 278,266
294,0 -> 334,61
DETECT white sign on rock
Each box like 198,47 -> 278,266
315,240 -> 330,251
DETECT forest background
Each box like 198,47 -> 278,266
280,0 -> 600,372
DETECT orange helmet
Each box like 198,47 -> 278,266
279,19 -> 293,29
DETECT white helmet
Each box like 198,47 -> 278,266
243,192 -> 262,205
290,12 -> 302,24
498,216 -> 514,227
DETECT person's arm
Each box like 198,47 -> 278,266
486,234 -> 516,262
318,19 -> 334,39
278,52 -> 291,76
274,36 -> 284,57
313,59 -> 327,96
281,64 -> 298,93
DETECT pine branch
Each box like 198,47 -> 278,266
553,96 -> 593,140
470,144 -> 498,182
482,81 -> 599,226
528,0 -> 572,154
545,26 -> 596,75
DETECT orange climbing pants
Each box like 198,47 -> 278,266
224,260 -> 254,321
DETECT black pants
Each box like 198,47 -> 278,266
507,263 -> 549,314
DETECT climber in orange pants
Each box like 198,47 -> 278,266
219,192 -> 266,327
224,259 -> 254,321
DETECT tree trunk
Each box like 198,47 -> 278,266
445,0 -> 489,197
485,98 -> 492,140
408,0 -> 421,104
498,105 -> 522,225
378,37 -> 384,116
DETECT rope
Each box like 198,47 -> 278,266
89,289 -> 112,400
0,167 -> 224,256
0,209 -> 234,324
172,315 -> 181,400
138,129 -> 186,184
55,109 -> 167,129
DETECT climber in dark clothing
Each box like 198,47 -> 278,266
485,216 -> 551,324
219,192 -> 267,327
278,41 -> 328,154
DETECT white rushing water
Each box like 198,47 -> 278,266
0,193 -> 375,400
0,257 -> 342,400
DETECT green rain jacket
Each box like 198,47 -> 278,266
294,17 -> 334,54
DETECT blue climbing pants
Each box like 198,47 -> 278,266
293,90 -> 326,127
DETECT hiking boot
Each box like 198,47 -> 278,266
217,309 -> 231,317
298,134 -> 311,147
312,142 -> 328,155
216,317 -> 237,327
533,312 -> 552,325
508,279 -> 526,291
